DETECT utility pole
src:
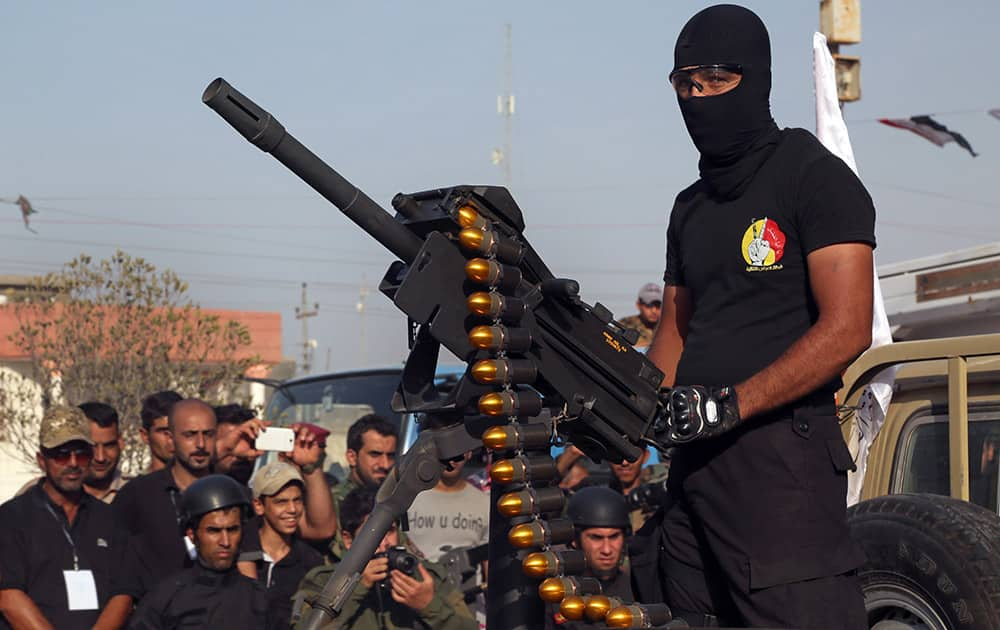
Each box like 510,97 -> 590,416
492,23 -> 515,189
295,282 -> 319,376
820,0 -> 862,104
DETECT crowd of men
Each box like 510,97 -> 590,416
0,392 -> 468,628
0,389 -> 665,630
0,391 -> 668,630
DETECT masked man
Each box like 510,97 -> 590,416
644,5 -> 874,629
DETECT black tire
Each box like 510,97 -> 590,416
848,493 -> 1000,630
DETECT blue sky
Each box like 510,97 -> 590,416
2,2 -> 999,372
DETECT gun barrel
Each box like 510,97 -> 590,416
202,78 -> 422,264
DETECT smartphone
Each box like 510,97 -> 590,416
255,427 -> 295,452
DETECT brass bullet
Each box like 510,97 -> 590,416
604,606 -> 636,628
560,596 -> 587,621
538,577 -> 567,603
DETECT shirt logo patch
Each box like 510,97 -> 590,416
741,217 -> 786,271
96,538 -> 108,548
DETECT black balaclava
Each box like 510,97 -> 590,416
673,4 -> 780,199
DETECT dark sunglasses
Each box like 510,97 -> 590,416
641,300 -> 663,308
43,445 -> 93,466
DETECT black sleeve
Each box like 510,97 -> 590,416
0,504 -> 27,590
105,519 -> 133,598
796,153 -> 876,254
113,479 -> 140,535
239,516 -> 262,555
111,535 -> 147,600
663,206 -> 685,286
128,590 -> 167,630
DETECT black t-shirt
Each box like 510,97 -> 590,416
0,481 -> 129,629
238,516 -> 324,630
128,564 -> 268,630
113,467 -> 191,599
664,128 -> 875,392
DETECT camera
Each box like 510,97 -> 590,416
381,546 -> 419,576
374,546 -> 420,596
627,479 -> 670,512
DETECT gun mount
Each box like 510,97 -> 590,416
203,77 -> 672,630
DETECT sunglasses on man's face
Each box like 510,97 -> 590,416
641,301 -> 663,308
669,64 -> 743,99
43,446 -> 93,466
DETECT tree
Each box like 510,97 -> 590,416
0,250 -> 257,474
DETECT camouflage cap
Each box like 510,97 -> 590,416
250,460 -> 304,499
39,405 -> 94,449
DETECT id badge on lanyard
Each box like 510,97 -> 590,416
46,504 -> 99,610
63,570 -> 99,610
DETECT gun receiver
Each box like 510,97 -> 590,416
203,77 -> 665,465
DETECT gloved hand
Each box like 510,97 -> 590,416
657,385 -> 742,445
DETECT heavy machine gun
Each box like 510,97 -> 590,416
203,78 -> 679,629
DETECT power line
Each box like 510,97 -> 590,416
29,203 -> 383,260
0,232 -> 388,267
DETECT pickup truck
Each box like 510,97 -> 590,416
839,333 -> 1000,629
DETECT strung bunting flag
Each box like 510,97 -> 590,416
878,115 -> 978,157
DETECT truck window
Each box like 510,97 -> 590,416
260,370 -> 403,483
894,409 -> 1000,514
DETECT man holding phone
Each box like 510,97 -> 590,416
261,422 -> 339,544
216,408 -> 337,544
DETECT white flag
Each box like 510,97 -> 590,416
813,32 -> 897,506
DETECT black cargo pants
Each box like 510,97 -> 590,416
659,404 -> 867,629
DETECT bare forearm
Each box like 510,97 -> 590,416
735,244 -> 874,420
735,317 -> 870,420
299,469 -> 336,540
0,589 -> 54,630
92,594 -> 132,630
555,447 -> 583,476
647,324 -> 684,387
647,286 -> 691,387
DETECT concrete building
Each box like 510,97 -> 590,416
880,242 -> 1000,341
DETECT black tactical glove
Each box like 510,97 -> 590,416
658,385 -> 741,445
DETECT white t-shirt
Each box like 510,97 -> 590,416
406,483 -> 489,561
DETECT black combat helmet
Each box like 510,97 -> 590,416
181,474 -> 250,528
567,486 -> 631,534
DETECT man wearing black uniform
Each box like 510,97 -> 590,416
116,398 -> 266,599
0,406 -> 132,629
644,5 -> 874,629
115,399 -> 221,598
568,487 -> 633,601
548,487 -> 634,630
129,475 -> 267,629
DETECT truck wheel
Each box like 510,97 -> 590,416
848,493 -> 1000,630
